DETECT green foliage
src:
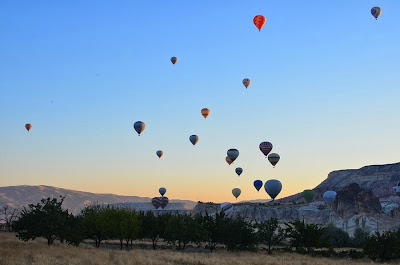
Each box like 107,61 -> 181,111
285,219 -> 326,253
350,227 -> 369,248
12,196 -> 81,246
322,224 -> 350,248
256,217 -> 285,254
80,204 -> 106,248
139,211 -> 170,250
219,215 -> 258,251
200,212 -> 227,252
363,229 -> 400,261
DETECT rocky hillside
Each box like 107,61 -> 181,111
0,185 -> 197,214
279,162 -> 400,203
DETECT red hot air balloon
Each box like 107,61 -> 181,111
25,124 -> 32,132
253,15 -> 266,31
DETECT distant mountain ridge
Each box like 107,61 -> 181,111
0,185 -> 197,214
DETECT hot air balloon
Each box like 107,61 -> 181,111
171,57 -> 178,65
134,121 -> 145,136
253,15 -> 266,31
156,150 -> 164,159
242,78 -> 251,89
371,7 -> 382,20
302,189 -> 315,203
25,123 -> 32,132
254,180 -> 263,192
235,167 -> 243,176
264,179 -> 282,201
393,182 -> 400,196
268,153 -> 280,167
189,135 -> 199,146
226,156 -> 233,165
201,108 -> 210,119
159,187 -> 166,196
232,188 -> 241,199
220,202 -> 234,215
259,142 -> 273,156
227,149 -> 239,163
151,197 -> 162,209
323,191 -> 337,205
161,197 -> 169,209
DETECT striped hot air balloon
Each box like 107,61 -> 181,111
253,15 -> 266,31
161,197 -> 169,209
268,153 -> 280,167
259,142 -> 273,156
151,197 -> 162,209
220,202 -> 234,215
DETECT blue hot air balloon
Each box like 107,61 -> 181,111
323,191 -> 337,205
159,187 -> 166,196
134,121 -> 146,136
227,149 -> 239,163
254,180 -> 263,192
189,135 -> 199,146
264,179 -> 282,201
235,167 -> 243,176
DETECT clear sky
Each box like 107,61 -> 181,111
1,1 -> 399,203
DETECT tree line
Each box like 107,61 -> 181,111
9,196 -> 400,262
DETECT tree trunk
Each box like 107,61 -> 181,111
120,239 -> 123,250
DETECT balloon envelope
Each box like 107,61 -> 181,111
254,180 -> 263,192
25,123 -> 32,132
232,188 -> 241,199
253,15 -> 266,31
268,153 -> 280,167
264,179 -> 282,200
226,156 -> 233,165
242,78 -> 251,89
161,197 -> 169,209
235,167 -> 243,176
189,135 -> 199,146
171,57 -> 178,65
371,7 -> 382,19
134,121 -> 145,135
259,142 -> 273,156
159,187 -> 166,196
302,189 -> 315,203
227,149 -> 239,162
151,197 -> 162,209
201,108 -> 210,119
156,150 -> 164,158
323,191 -> 337,205
220,202 -> 234,215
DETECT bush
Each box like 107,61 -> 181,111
363,229 -> 400,261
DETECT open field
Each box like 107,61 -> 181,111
0,232 -> 393,265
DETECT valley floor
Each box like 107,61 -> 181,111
0,232 -> 393,265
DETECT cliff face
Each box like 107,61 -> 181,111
280,162 -> 400,203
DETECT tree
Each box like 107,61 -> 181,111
285,219 -> 326,253
139,211 -> 170,250
219,215 -> 258,251
322,224 -> 350,248
0,205 -> 19,232
200,212 -> 227,252
80,204 -> 105,248
256,218 -> 285,254
12,196 -> 78,246
363,229 -> 400,261
351,227 -> 369,248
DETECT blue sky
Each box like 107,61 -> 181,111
1,1 -> 399,202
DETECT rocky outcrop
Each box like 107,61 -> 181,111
280,162 -> 400,203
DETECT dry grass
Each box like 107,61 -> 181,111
0,232 -> 387,265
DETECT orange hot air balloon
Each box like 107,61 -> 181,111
253,15 -> 266,31
25,123 -> 32,132
226,156 -> 233,165
201,108 -> 210,119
